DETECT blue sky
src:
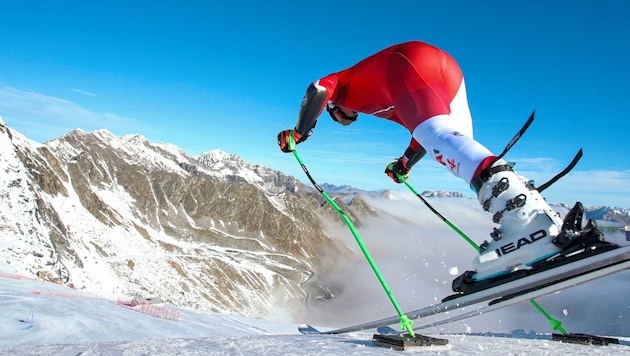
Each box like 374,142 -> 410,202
1,1 -> 629,207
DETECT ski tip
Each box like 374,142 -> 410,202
552,333 -> 619,346
373,333 -> 449,350
526,110 -> 535,124
376,326 -> 402,335
298,324 -> 321,334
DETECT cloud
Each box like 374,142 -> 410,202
510,156 -> 560,174
515,161 -> 630,207
287,143 -> 630,207
70,88 -> 98,97
294,192 -> 630,335
0,85 -> 142,143
566,170 -> 630,193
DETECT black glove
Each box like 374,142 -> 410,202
384,157 -> 410,183
277,129 -> 306,153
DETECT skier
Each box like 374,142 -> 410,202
277,41 -> 599,282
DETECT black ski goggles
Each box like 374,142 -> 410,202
326,104 -> 358,123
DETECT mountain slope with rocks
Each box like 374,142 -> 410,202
1,115 -> 627,324
0,117 -> 353,318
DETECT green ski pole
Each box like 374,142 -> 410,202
530,299 -> 567,335
288,132 -> 415,337
398,174 -> 480,252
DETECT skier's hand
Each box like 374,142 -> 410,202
277,129 -> 305,153
385,157 -> 410,183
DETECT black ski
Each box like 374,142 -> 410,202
471,111 -> 537,192
408,258 -> 629,332
299,245 -> 630,335
489,110 -> 535,167
449,240 -> 617,297
536,148 -> 583,193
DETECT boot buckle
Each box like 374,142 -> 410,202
482,177 -> 510,212
506,194 -> 527,210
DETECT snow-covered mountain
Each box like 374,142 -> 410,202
584,206 -> 630,225
1,115 -> 628,336
0,116 -> 352,319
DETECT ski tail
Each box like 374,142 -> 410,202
298,324 -> 323,334
536,148 -> 582,193
489,110 -> 535,167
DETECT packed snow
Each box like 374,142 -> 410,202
1,266 -> 628,355
2,116 -> 629,354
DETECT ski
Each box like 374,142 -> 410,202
489,110 -> 535,167
299,245 -> 630,335
536,148 -> 582,193
399,257 -> 630,332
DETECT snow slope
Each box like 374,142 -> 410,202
1,267 -> 628,355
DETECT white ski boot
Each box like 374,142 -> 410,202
471,160 -> 564,280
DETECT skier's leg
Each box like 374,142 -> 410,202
447,79 -> 473,138
410,79 -> 485,183
470,160 -> 564,279
411,113 -> 491,184
412,94 -> 566,280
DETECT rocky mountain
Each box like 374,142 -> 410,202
421,190 -> 465,198
0,117 -> 354,319
1,116 -> 627,322
584,206 -> 630,225
552,203 -> 630,226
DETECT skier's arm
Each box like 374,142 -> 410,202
277,76 -> 338,153
402,138 -> 426,168
385,138 -> 426,183
294,82 -> 328,138
294,73 -> 339,137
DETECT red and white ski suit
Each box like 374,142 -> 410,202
296,41 -> 495,185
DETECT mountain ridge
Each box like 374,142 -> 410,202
1,116 -> 627,322
0,117 -> 352,319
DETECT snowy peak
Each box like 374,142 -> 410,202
421,190 -> 466,198
380,189 -> 400,200
197,149 -> 309,195
585,206 -> 630,224
1,118 -> 628,327
198,148 -> 238,163
47,127 -> 190,176
197,149 -> 249,176
0,121 -> 351,318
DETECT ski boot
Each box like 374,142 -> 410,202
467,160 -> 565,281
451,199 -> 617,295
450,159 -> 618,295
